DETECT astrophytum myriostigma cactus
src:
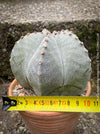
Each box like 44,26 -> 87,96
10,29 -> 91,96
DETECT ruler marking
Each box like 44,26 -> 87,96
2,96 -> 99,112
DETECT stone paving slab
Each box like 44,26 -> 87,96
0,0 -> 100,24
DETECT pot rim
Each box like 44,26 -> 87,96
8,79 -> 91,116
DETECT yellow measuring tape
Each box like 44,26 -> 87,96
2,96 -> 100,112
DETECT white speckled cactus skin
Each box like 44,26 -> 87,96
10,29 -> 91,96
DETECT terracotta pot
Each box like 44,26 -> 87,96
8,79 -> 91,134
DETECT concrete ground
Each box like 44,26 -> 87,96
0,0 -> 99,24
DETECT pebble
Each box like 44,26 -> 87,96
93,130 -> 97,133
19,93 -> 25,96
88,113 -> 95,119
83,130 -> 88,134
90,119 -> 95,125
0,121 -> 2,125
0,132 -> 3,134
11,112 -> 16,118
0,99 -> 2,103
2,49 -> 6,53
19,126 -> 25,131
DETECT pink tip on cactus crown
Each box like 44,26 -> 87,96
43,44 -> 47,48
54,33 -> 57,35
43,28 -> 47,31
80,42 -> 84,45
20,36 -> 24,39
45,38 -> 48,42
41,32 -> 43,34
58,31 -> 60,34
46,32 -> 49,34
62,29 -> 64,32
69,33 -> 72,36
39,61 -> 42,65
47,35 -> 50,38
75,37 -> 78,40
41,51 -> 45,55
38,74 -> 41,77
15,41 -> 17,45
47,33 -> 51,37
63,32 -> 66,34
53,31 -> 57,35
34,31 -> 37,34
85,50 -> 88,53
27,33 -> 30,36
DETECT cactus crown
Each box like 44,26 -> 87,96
10,29 -> 91,96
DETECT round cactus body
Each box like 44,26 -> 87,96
10,29 -> 91,96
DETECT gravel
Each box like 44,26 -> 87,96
0,0 -> 99,24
